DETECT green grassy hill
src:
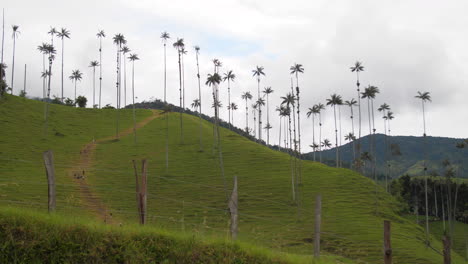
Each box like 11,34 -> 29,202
0,95 -> 464,263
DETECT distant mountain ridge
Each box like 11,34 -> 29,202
303,134 -> 468,178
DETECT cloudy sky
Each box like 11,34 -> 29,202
2,0 -> 467,152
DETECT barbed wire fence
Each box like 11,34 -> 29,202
0,153 -> 459,264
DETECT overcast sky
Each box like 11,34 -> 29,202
2,0 -> 467,152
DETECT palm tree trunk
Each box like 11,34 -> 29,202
177,49 -> 183,144
338,105 -> 342,167
44,55 -> 53,136
74,82 -> 77,104
115,44 -> 121,139
422,100 -> 429,243
93,67 -> 96,107
257,78 -> 261,140
266,94 -> 270,145
163,43 -> 167,103
61,37 -> 64,102
245,99 -> 248,133
288,113 -> 295,201
319,113 -> 323,163
195,51 -> 202,151
312,114 -> 316,161
350,106 -> 356,168
333,105 -> 338,167
42,54 -> 46,99
123,53 -> 127,107
132,60 -> 136,145
10,36 -> 15,94
228,79 -> 231,129
99,38 -> 102,108
295,73 -> 302,186
278,115 -> 282,149
182,53 -> 185,110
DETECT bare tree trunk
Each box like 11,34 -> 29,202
177,49 -> 184,143
61,37 -> 64,102
99,38 -> 102,108
10,36 -> 16,94
195,51 -> 202,151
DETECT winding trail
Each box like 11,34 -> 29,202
68,110 -> 160,223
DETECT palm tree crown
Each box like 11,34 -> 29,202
290,63 -> 304,75
415,91 -> 431,102
128,53 -> 139,62
160,31 -> 170,43
350,61 -> 364,73
57,28 -> 70,39
97,30 -> 106,38
326,94 -> 343,106
206,73 -> 222,86
113,34 -> 126,46
252,66 -> 265,78
89,61 -> 99,68
223,70 -> 236,83
241,92 -> 253,101
263,87 -> 274,96
69,70 -> 82,82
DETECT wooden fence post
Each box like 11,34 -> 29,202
314,194 -> 321,258
140,159 -> 147,225
384,220 -> 392,264
228,176 -> 238,240
43,150 -> 56,212
443,235 -> 451,264
133,159 -> 148,225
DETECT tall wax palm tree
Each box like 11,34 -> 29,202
89,61 -> 99,107
129,53 -> 139,145
361,86 -> 380,179
306,105 -> 319,161
69,69 -> 82,104
194,46 -> 203,150
263,87 -> 274,144
161,32 -> 170,103
121,46 -> 130,107
415,91 -> 432,243
223,70 -> 236,128
10,25 -> 19,94
112,33 -> 126,138
206,72 -> 228,199
38,43 -> 56,135
281,93 -> 297,201
326,94 -> 343,167
57,28 -> 70,102
97,30 -> 105,108
378,103 -> 391,191
48,27 -> 57,45
252,66 -> 265,140
315,103 -> 325,162
241,91 -> 252,134
350,62 -> 364,155
173,38 -> 185,143
290,63 -> 304,155
37,45 -> 47,99
345,132 -> 356,168
345,98 -> 358,166
229,102 -> 238,126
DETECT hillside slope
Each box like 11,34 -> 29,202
0,96 -> 464,263
304,134 -> 468,178
88,112 -> 462,263
0,95 -> 152,216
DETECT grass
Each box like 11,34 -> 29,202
0,94 -> 152,217
0,95 -> 465,263
89,112 -> 465,263
430,220 -> 468,260
0,206 -> 351,263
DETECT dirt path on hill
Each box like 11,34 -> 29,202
69,110 -> 160,223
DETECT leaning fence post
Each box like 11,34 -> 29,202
384,220 -> 392,264
228,176 -> 238,240
43,150 -> 56,212
443,235 -> 451,264
133,159 -> 148,225
314,194 -> 322,258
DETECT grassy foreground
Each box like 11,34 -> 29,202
0,206 -> 351,264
